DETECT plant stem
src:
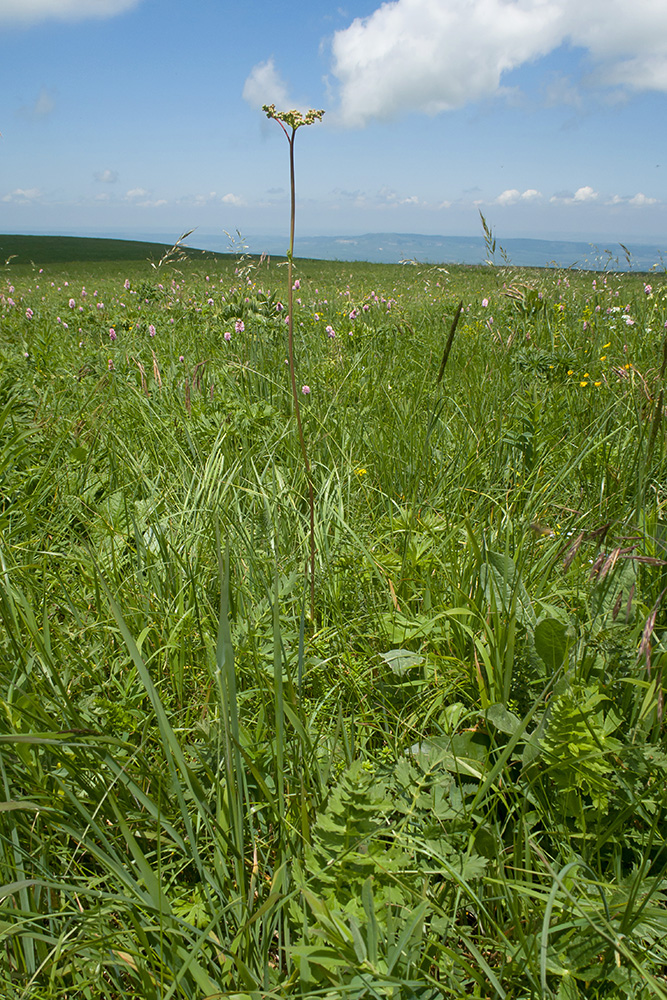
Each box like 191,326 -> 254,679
285,126 -> 316,622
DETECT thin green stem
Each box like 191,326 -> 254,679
284,127 -> 315,621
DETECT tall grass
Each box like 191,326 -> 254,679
0,249 -> 666,997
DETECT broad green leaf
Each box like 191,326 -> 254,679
534,616 -> 568,671
380,648 -> 425,675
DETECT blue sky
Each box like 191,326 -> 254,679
1,0 -> 666,250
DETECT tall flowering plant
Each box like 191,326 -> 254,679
263,104 -> 324,620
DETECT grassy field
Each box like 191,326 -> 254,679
1,237 -> 667,998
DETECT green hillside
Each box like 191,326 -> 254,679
0,232 -> 226,266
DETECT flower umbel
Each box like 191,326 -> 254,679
262,105 -> 325,130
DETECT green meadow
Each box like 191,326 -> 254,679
1,234 -> 667,998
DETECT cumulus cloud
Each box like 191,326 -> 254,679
496,188 -> 543,206
95,168 -> 118,183
2,187 -> 41,203
125,187 -> 148,200
331,0 -> 667,126
608,191 -> 658,206
242,58 -> 290,111
629,192 -> 658,206
551,185 -> 599,204
573,185 -> 598,202
0,0 -> 142,25
221,192 -> 244,206
496,189 -> 521,206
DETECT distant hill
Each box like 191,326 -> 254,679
0,233 -> 226,267
234,232 -> 666,272
2,231 -> 665,272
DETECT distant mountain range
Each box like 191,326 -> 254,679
3,230 -> 665,272
228,232 -> 665,272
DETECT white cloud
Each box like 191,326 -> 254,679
607,191 -> 658,206
374,187 -> 422,207
19,86 -> 56,120
496,189 -> 521,206
2,187 -> 41,203
521,189 -> 542,202
573,185 -> 598,202
0,0 -> 142,24
95,168 -> 118,183
123,187 -> 167,208
221,192 -> 244,206
242,58 -> 290,111
551,185 -> 599,204
331,0 -> 667,126
629,192 -> 658,206
495,188 -> 542,206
